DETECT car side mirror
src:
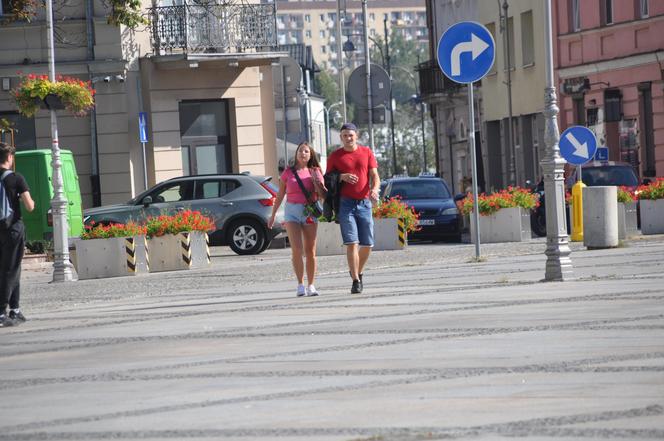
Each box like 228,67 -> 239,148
642,178 -> 652,186
142,196 -> 153,207
454,193 -> 466,202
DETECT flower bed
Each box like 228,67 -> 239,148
457,186 -> 539,216
637,178 -> 664,235
12,74 -> 95,117
76,211 -> 214,277
372,197 -> 420,234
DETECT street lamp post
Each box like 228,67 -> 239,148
46,0 -> 75,282
498,0 -> 516,185
542,0 -> 573,281
336,0 -> 347,122
384,17 -> 397,176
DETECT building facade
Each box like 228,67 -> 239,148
271,0 -> 427,73
555,0 -> 664,179
0,0 -> 283,207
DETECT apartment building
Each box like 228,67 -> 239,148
271,0 -> 427,72
0,0 -> 283,207
555,0 -> 664,179
478,0 -> 547,189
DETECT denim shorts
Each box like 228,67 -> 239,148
338,197 -> 374,247
284,201 -> 318,225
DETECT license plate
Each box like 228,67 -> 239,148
417,219 -> 435,226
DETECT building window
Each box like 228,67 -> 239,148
319,14 -> 325,23
521,10 -> 534,66
305,30 -> 311,38
0,0 -> 10,15
601,0 -> 613,25
485,22 -> 497,75
570,0 -> 581,31
604,89 -> 622,122
369,13 -> 374,21
319,30 -> 325,38
304,14 -> 310,23
0,112 -> 36,150
507,17 -> 515,70
321,45 -> 327,53
639,0 -> 649,18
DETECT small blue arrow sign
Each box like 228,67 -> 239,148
595,146 -> 609,161
437,21 -> 495,84
560,126 -> 597,166
138,112 -> 148,143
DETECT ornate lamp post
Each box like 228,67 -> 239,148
46,0 -> 75,282
542,0 -> 573,281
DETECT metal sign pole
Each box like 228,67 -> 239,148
468,83 -> 481,259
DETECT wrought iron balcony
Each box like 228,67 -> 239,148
149,1 -> 277,54
417,59 -> 462,98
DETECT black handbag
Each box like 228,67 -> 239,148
291,167 -> 323,218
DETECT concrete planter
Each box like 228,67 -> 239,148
640,199 -> 664,235
618,201 -> 639,240
148,231 -> 210,272
470,207 -> 531,244
583,186 -> 618,249
316,218 -> 406,256
74,236 -> 149,280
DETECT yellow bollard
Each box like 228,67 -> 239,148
570,181 -> 586,242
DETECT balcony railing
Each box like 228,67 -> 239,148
417,59 -> 462,97
150,1 -> 277,54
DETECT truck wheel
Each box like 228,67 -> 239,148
227,219 -> 265,255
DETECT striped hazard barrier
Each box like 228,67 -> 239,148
125,237 -> 136,273
180,232 -> 192,268
205,233 -> 211,264
397,218 -> 406,247
144,236 -> 150,272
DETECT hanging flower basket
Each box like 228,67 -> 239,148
12,74 -> 95,117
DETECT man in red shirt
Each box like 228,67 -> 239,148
326,123 -> 380,294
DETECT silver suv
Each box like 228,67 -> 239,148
83,174 -> 285,255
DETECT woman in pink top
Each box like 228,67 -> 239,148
268,142 -> 326,297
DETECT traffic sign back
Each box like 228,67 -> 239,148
559,126 -> 597,166
437,21 -> 495,84
138,112 -> 148,143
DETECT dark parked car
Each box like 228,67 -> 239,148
83,173 -> 285,255
383,176 -> 462,242
530,161 -> 640,237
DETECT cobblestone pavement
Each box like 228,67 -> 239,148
2,237 -> 664,440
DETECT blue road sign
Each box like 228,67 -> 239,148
559,126 -> 597,166
595,146 -> 609,161
138,112 -> 148,143
437,21 -> 495,84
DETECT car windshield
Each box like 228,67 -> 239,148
389,180 -> 451,199
581,166 -> 638,187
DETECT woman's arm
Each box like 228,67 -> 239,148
268,178 -> 287,229
312,168 -> 327,199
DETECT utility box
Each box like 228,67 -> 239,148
14,149 -> 83,242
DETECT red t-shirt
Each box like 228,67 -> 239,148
326,145 -> 377,200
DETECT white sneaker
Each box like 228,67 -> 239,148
296,284 -> 306,297
306,285 -> 319,296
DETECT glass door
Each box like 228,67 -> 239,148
179,100 -> 232,175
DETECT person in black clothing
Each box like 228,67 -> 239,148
0,142 -> 35,328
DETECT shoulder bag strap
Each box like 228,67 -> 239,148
291,167 -> 313,203
0,170 -> 12,182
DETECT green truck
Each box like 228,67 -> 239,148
14,149 -> 83,242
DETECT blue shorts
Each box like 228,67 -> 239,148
338,197 -> 374,247
284,202 -> 318,225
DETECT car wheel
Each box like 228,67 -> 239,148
531,210 -> 547,237
227,219 -> 266,255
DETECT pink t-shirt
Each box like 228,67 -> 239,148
280,167 -> 324,204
